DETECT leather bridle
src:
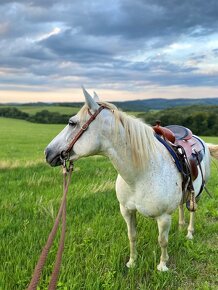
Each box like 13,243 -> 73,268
61,105 -> 106,161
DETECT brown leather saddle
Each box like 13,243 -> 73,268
153,123 -> 206,211
153,123 -> 205,182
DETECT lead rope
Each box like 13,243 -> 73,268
27,161 -> 73,290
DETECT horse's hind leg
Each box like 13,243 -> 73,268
156,213 -> 171,271
186,212 -> 194,239
179,204 -> 186,228
120,204 -> 137,268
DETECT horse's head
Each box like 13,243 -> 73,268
45,88 -> 112,167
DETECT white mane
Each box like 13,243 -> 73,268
79,101 -> 158,168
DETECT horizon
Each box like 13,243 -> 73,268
1,96 -> 218,106
0,1 -> 218,103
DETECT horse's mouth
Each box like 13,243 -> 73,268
45,148 -> 78,167
48,154 -> 62,167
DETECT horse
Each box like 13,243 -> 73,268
45,88 -> 218,271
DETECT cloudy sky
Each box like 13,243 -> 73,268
0,0 -> 218,103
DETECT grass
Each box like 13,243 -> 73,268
0,117 -> 218,290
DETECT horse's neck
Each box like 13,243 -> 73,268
101,123 -> 146,184
106,144 -> 136,184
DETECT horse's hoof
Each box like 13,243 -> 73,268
157,262 -> 168,272
186,232 -> 194,240
126,259 -> 136,268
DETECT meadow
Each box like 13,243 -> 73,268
0,117 -> 217,290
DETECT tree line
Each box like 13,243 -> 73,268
0,107 -> 70,124
138,105 -> 218,136
0,105 -> 218,136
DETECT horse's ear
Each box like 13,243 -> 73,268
82,86 -> 99,112
93,91 -> 100,102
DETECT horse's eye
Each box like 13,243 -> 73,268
68,120 -> 77,126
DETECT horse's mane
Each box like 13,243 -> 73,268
79,101 -> 158,168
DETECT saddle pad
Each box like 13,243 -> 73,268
166,125 -> 192,140
154,133 -> 183,172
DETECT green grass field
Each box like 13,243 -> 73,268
0,117 -> 217,290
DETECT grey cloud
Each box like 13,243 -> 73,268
0,0 -> 218,94
3,0 -> 218,41
39,29 -> 114,64
62,0 -> 218,40
0,0 -> 57,7
213,49 -> 218,56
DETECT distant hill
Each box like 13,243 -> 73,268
113,98 -> 218,111
1,97 -> 218,112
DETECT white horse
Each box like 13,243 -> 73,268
45,89 -> 218,271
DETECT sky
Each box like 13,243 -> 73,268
0,0 -> 218,103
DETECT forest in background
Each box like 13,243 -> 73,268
0,104 -> 218,136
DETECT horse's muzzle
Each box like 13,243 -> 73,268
45,147 -> 62,167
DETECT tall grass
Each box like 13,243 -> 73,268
0,118 -> 217,289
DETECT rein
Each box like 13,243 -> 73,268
27,106 -> 106,289
27,161 -> 73,290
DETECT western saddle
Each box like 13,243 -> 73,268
153,121 -> 205,211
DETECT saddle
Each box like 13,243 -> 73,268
153,122 -> 205,211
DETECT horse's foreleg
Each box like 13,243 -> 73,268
156,213 -> 171,271
179,204 -> 186,228
186,211 -> 194,239
120,204 -> 137,268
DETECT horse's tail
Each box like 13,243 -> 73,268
207,143 -> 218,159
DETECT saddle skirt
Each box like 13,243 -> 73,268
166,125 -> 204,159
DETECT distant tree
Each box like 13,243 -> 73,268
28,110 -> 70,124
138,105 -> 218,136
1,105 -> 218,136
0,107 -> 29,119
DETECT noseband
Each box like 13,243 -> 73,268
61,105 -> 106,161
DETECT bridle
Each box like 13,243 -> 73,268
60,105 -> 106,162
27,105 -> 106,290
